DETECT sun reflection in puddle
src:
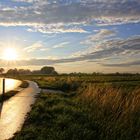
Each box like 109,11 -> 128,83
0,78 -> 21,95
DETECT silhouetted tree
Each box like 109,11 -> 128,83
32,70 -> 41,74
18,69 -> 31,75
40,66 -> 58,75
6,66 -> 58,75
0,68 -> 4,74
7,68 -> 19,75
7,68 -> 32,75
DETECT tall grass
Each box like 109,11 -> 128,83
78,84 -> 140,140
12,75 -> 140,140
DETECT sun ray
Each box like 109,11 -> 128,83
2,48 -> 18,61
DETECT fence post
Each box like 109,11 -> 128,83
2,78 -> 5,98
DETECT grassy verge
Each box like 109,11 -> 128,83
12,82 -> 140,140
19,81 -> 29,88
12,92 -> 99,140
0,90 -> 19,102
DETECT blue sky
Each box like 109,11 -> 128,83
0,0 -> 140,73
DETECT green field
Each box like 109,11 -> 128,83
12,74 -> 140,140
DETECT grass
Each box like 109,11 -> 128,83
13,74 -> 140,83
12,74 -> 140,140
11,74 -> 140,92
12,92 -> 99,140
19,81 -> 29,88
78,83 -> 140,140
0,90 -> 19,102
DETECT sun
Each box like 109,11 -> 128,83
2,48 -> 18,61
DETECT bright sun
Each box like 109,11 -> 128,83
2,48 -> 18,60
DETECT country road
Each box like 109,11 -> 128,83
0,81 -> 40,140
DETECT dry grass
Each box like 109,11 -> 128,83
78,84 -> 140,140
12,75 -> 140,140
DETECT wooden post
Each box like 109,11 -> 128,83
2,78 -> 5,98
0,78 -> 5,118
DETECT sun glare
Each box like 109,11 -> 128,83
2,48 -> 18,61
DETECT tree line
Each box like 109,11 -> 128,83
0,67 -> 139,76
0,66 -> 58,75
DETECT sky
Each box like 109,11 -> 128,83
0,0 -> 140,73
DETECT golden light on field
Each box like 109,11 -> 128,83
2,48 -> 18,61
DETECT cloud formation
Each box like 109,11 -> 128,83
82,29 -> 116,45
23,41 -> 48,52
0,0 -> 139,33
27,25 -> 87,33
52,42 -> 69,49
101,60 -> 140,67
80,35 -> 140,61
1,34 -> 139,67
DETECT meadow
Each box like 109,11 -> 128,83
12,74 -> 140,140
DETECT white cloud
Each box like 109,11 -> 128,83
0,0 -> 139,33
27,25 -> 87,33
80,29 -> 117,55
83,29 -> 116,44
23,41 -> 48,52
73,32 -> 140,62
52,42 -> 69,49
12,0 -> 38,3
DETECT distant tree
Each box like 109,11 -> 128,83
0,68 -> 4,74
6,67 -> 58,76
115,72 -> 120,75
40,66 -> 58,75
7,68 -> 32,75
18,69 -> 31,75
32,70 -> 41,75
7,68 -> 19,75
